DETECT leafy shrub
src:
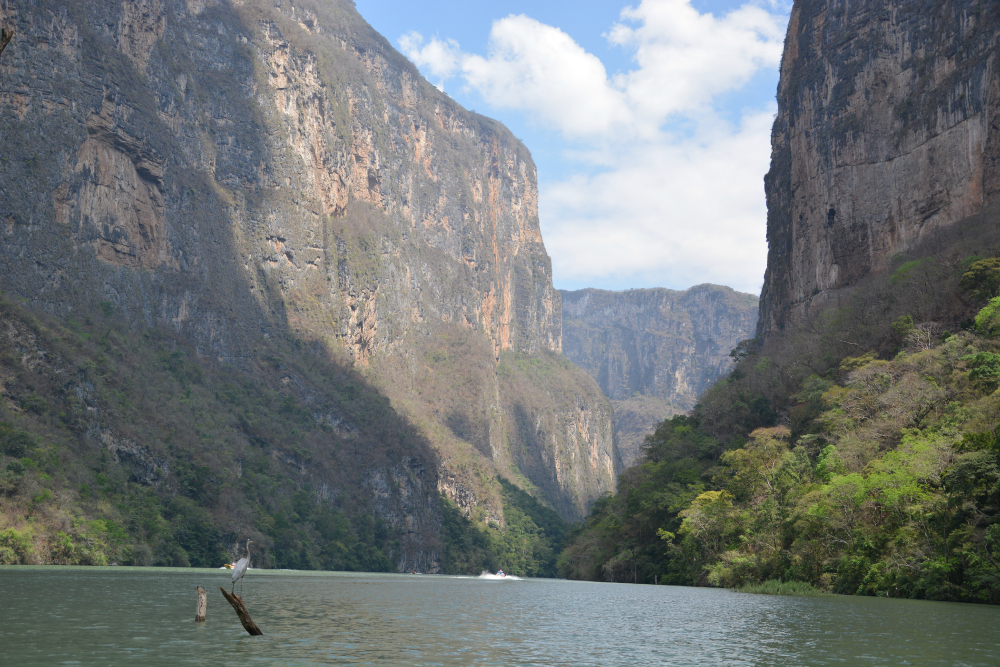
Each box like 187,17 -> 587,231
816,445 -> 847,481
891,315 -> 915,339
975,297 -> 1000,338
965,351 -> 1000,390
19,393 -> 48,415
0,423 -> 35,457
49,531 -> 108,566
736,579 -> 825,596
128,544 -> 154,566
0,528 -> 34,564
960,257 -> 1000,301
890,259 -> 925,283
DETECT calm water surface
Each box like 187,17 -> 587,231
1,566 -> 999,666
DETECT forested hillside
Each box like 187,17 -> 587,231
0,292 -> 433,569
0,293 -> 565,574
559,203 -> 1000,603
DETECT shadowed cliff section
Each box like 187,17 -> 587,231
560,286 -> 758,466
760,0 -> 1000,338
0,0 -> 614,536
0,293 -> 443,571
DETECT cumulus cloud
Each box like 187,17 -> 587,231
460,16 -> 630,138
541,110 -> 775,293
402,18 -> 629,137
398,31 -> 462,90
611,1 -> 784,136
399,0 -> 788,294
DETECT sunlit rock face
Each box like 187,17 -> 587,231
561,286 -> 758,466
760,0 -> 1000,336
0,0 -> 616,532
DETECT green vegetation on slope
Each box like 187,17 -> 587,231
0,293 -> 567,574
560,203 -> 1000,603
0,293 -> 419,569
441,477 -> 567,577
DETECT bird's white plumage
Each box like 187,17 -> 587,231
231,556 -> 249,583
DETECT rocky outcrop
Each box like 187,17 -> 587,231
0,0 -> 615,526
56,97 -> 171,269
759,0 -> 1000,337
561,285 -> 758,466
101,431 -> 170,486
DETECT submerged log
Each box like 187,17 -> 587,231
219,587 -> 263,635
195,586 -> 207,622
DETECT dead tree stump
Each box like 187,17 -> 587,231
195,586 -> 207,622
220,587 -> 263,635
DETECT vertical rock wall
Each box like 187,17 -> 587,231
760,0 -> 1000,336
561,285 -> 758,466
0,0 -> 615,523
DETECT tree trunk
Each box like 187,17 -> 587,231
219,587 -> 263,635
195,586 -> 207,622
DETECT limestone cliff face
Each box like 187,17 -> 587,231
0,0 -> 615,527
561,285 -> 758,466
760,0 -> 1000,336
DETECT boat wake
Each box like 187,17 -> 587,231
477,572 -> 522,581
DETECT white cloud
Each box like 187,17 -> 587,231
460,16 -> 630,138
402,19 -> 629,137
611,0 -> 785,128
398,31 -> 462,90
398,0 -> 789,294
541,109 -> 775,294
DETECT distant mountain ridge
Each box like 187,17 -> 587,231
560,285 -> 758,465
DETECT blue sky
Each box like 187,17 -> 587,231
354,0 -> 791,295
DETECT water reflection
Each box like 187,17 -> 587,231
1,566 -> 998,666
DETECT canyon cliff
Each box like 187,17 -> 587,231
0,0 -> 616,566
558,0 -> 1000,598
560,286 -> 757,466
760,0 -> 1000,337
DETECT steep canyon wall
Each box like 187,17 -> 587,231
0,0 -> 616,532
760,0 -> 1000,336
561,286 -> 758,466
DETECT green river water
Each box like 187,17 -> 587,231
1,566 -> 998,665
